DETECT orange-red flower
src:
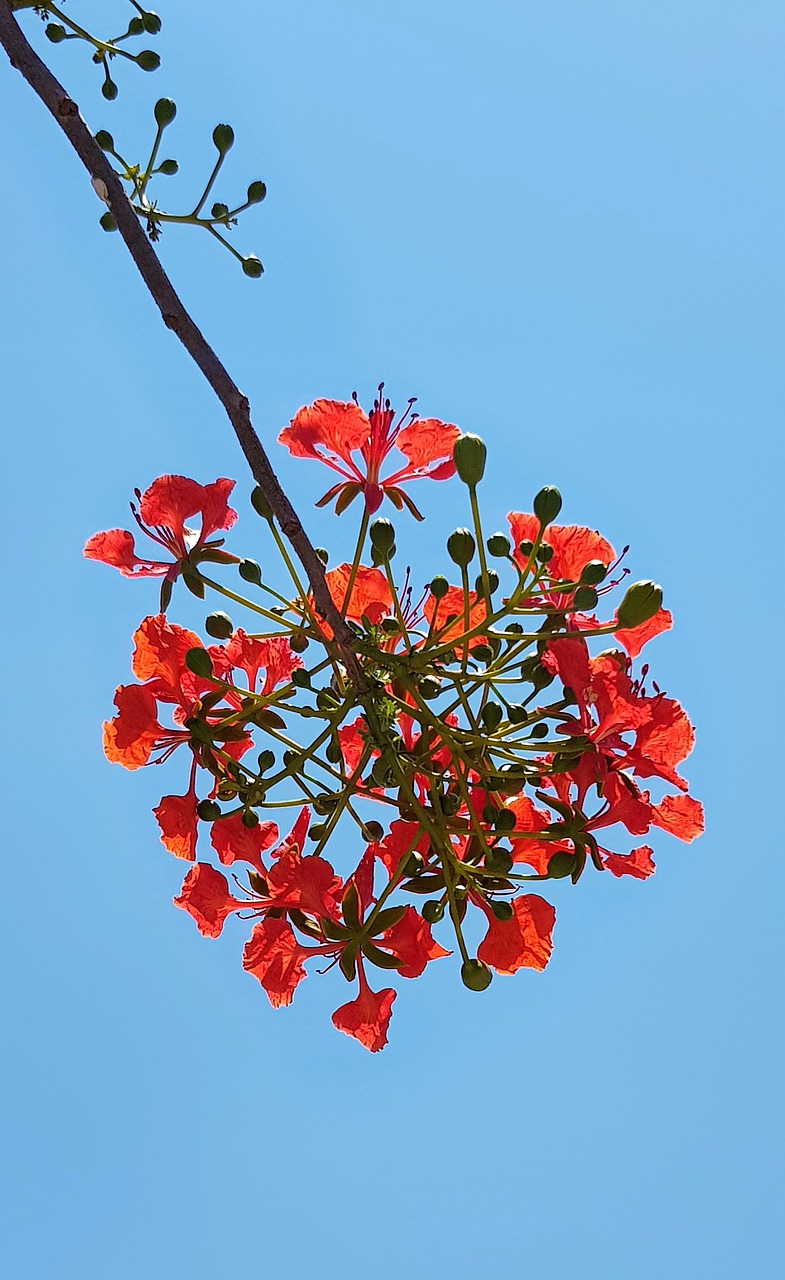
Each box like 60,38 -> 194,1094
278,389 -> 460,517
84,475 -> 237,583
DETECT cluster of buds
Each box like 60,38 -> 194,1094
86,390 -> 702,1050
16,1 -> 162,99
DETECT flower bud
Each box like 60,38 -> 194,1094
404,852 -> 425,878
128,16 -> 144,35
157,159 -> 179,175
533,485 -> 562,527
616,581 -> 663,630
250,486 -> 273,520
212,123 -> 235,154
99,212 -> 118,233
485,847 -> 513,875
580,559 -> 608,585
572,585 -> 598,611
508,703 -> 528,724
102,78 -> 119,102
494,808 -> 516,832
185,647 -> 213,678
429,575 -> 449,599
315,547 -> 329,565
447,528 -> 476,567
547,851 -> 575,879
247,181 -> 267,204
239,558 -> 262,585
257,749 -> 275,773
196,799 -> 221,822
362,820 -> 384,842
518,539 -> 534,557
154,97 -> 177,127
45,23 -> 67,42
242,256 -> 264,278
487,533 -> 511,558
211,202 -> 230,221
481,702 -> 503,731
422,900 -> 444,924
205,611 -> 233,639
491,900 -> 514,921
142,11 -> 162,34
461,959 -> 493,991
94,130 -> 114,152
370,517 -> 396,555
136,50 -> 161,72
241,810 -> 259,829
475,569 -> 499,596
537,543 -> 554,563
290,633 -> 309,653
453,434 -> 487,487
418,675 -> 442,700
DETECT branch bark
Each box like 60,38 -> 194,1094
0,1 -> 364,682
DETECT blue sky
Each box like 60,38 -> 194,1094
1,2 -> 783,1276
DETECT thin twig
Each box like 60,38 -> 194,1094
0,1 -> 365,686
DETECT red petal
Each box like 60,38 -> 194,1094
210,812 -> 279,870
154,791 -> 198,860
652,794 -> 704,842
139,475 -> 237,539
602,845 -> 656,880
324,563 -> 392,625
131,614 -> 205,702
102,683 -> 161,769
266,850 -> 343,920
278,399 -> 369,463
421,584 -> 488,650
477,894 -> 556,975
381,907 -> 451,978
243,917 -> 310,1008
83,528 -> 164,576
615,607 -> 673,659
331,982 -> 396,1052
392,418 -> 460,470
173,863 -> 243,937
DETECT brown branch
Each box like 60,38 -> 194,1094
0,1 -> 365,684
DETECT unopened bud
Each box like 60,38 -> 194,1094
242,256 -> 264,278
580,559 -> 608,585
250,486 -> 273,521
487,533 -> 511,557
429,575 -> 449,600
491,900 -> 514,921
154,97 -> 176,127
212,123 -> 235,154
547,851 -> 575,879
616,580 -> 663,630
572,586 -> 598,611
239,558 -> 262,585
422,900 -> 444,924
533,486 -> 562,527
461,959 -> 493,991
45,23 -> 67,42
247,181 -> 267,204
447,528 -> 475,567
453,434 -> 487,487
136,49 -> 161,72
196,799 -> 221,822
185,647 -> 213,678
205,611 -> 233,639
157,159 -> 179,175
370,517 -> 396,555
94,130 -> 114,152
142,11 -> 162,34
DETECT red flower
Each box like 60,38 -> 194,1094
84,475 -> 237,583
173,863 -> 247,938
278,389 -> 460,517
243,917 -> 313,1008
331,968 -> 397,1052
601,845 -> 656,880
508,513 -> 615,585
476,894 -> 556,975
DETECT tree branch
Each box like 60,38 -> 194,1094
0,1 -> 364,682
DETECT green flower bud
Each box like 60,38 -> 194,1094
482,804 -> 499,824
211,202 -> 230,221
205,611 -> 233,639
472,643 -> 494,664
45,23 -> 67,42
404,852 -> 425,878
491,900 -> 514,921
508,703 -> 528,724
370,517 -> 396,554
518,539 -> 534,557
247,180 -> 267,204
461,959 -> 493,991
481,702 -> 503,731
292,669 -> 311,688
572,585 -> 598,611
241,809 -> 259,829
533,485 -> 562,527
128,17 -> 144,35
547,850 -> 575,879
290,633 -> 309,654
315,547 -> 329,565
94,130 -> 114,151
422,900 -> 445,924
185,647 -> 213,678
494,808 -> 516,833
212,123 -> 235,154
380,616 -> 400,635
257,750 -> 275,773
325,737 -> 342,764
429,575 -> 449,599
530,722 -> 549,738
580,559 -> 608,585
196,799 -> 221,822
102,79 -> 119,102
453,434 -> 487,487
239,558 -> 262,585
142,11 -> 163,34
136,50 -> 161,72
616,581 -> 663,630
362,820 -> 384,843
157,159 -> 179,175
242,256 -> 264,278
447,528 -> 476,567
537,543 -> 554,563
487,533 -> 511,557
154,97 -> 176,127
250,486 -> 273,520
485,847 -> 513,875
99,211 -> 118,233
475,569 -> 499,596
418,675 -> 442,700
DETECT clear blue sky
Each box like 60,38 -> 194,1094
1,2 -> 783,1276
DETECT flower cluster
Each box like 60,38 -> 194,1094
86,390 -> 702,1050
